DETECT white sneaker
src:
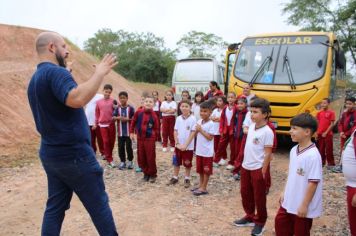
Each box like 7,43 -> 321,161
107,162 -> 115,168
226,164 -> 234,170
170,147 -> 175,152
218,159 -> 227,166
162,147 -> 167,152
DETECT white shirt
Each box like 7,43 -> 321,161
225,107 -> 234,126
85,94 -> 104,126
191,103 -> 201,121
242,123 -> 274,170
153,101 -> 160,112
160,101 -> 177,116
194,119 -> 214,157
243,111 -> 252,128
211,108 -> 222,135
246,93 -> 255,107
282,144 -> 323,218
174,115 -> 196,150
342,130 -> 356,187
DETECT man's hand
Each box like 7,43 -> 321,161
297,204 -> 308,218
94,53 -> 118,78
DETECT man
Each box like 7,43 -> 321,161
27,31 -> 118,236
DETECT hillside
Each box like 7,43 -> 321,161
0,24 -> 144,150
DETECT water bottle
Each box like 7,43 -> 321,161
172,152 -> 178,166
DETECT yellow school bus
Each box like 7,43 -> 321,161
225,32 -> 346,134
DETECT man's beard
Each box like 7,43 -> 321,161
55,52 -> 67,68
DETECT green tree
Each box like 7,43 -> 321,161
84,29 -> 176,84
177,31 -> 228,59
282,0 -> 356,65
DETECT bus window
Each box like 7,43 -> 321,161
218,65 -> 224,84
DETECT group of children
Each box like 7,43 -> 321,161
86,83 -> 356,236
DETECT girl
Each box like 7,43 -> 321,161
160,90 -> 177,152
211,96 -> 227,167
192,91 -> 204,122
152,91 -> 162,143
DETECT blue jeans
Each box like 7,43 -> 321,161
40,153 -> 118,236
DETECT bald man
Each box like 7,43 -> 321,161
27,32 -> 119,236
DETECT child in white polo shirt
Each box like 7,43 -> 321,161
275,113 -> 323,236
184,101 -> 214,196
168,100 -> 196,188
233,98 -> 274,236
160,90 -> 177,152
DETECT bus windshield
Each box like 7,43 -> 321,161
234,35 -> 329,85
173,60 -> 214,82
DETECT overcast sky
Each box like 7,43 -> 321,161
0,0 -> 298,54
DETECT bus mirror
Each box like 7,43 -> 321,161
228,43 -> 241,51
335,49 -> 346,70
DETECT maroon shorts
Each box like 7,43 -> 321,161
175,149 -> 193,168
196,155 -> 213,175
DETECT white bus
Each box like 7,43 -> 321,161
171,58 -> 225,100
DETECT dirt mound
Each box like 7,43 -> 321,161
0,24 -> 142,149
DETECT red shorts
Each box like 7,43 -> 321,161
196,155 -> 213,175
175,149 -> 193,168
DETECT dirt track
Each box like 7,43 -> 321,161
0,142 -> 351,236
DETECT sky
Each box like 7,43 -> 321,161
0,0 -> 298,56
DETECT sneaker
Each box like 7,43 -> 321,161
118,162 -> 126,170
162,147 -> 167,152
251,224 -> 265,236
331,165 -> 342,173
233,218 -> 255,227
326,165 -> 335,170
226,164 -> 234,170
184,179 -> 191,188
233,173 -> 241,181
167,177 -> 178,185
213,162 -> 219,168
218,159 -> 226,166
107,162 -> 115,168
150,176 -> 157,183
170,147 -> 175,152
135,167 -> 142,173
143,174 -> 149,182
127,161 -> 134,169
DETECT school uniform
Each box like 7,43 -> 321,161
153,100 -> 162,142
214,105 -> 237,165
241,123 -> 274,227
113,105 -> 135,163
95,98 -> 116,163
130,108 -> 159,177
342,130 -> 356,235
211,108 -> 223,157
265,121 -> 278,191
338,109 -> 356,150
191,102 -> 201,122
316,109 -> 335,166
161,101 -> 177,148
174,115 -> 196,168
194,119 -> 214,175
85,94 -> 104,156
275,143 -> 323,236
232,108 -> 247,174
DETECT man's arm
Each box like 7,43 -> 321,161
65,53 -> 117,108
297,181 -> 318,218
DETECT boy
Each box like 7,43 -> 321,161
113,91 -> 135,170
177,90 -> 190,116
95,84 -> 116,167
275,113 -> 323,236
214,92 -> 237,169
168,100 -> 196,188
234,98 -> 274,236
130,95 -> 159,183
338,97 -> 356,150
316,98 -> 335,167
184,101 -> 214,196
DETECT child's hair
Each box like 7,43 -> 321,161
103,84 -> 113,90
194,91 -> 205,104
237,97 -> 248,104
210,81 -> 220,90
227,91 -> 236,97
322,97 -> 330,103
250,97 -> 271,117
216,95 -> 227,105
290,113 -> 318,135
152,91 -> 159,96
180,99 -> 192,107
164,90 -> 175,101
118,91 -> 128,98
345,97 -> 355,103
141,91 -> 150,98
200,101 -> 213,110
144,95 -> 154,100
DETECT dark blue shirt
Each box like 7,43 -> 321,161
27,62 -> 93,159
